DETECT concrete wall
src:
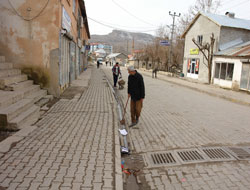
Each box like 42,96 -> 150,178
220,27 -> 250,46
0,0 -> 59,66
212,57 -> 242,90
0,0 -> 89,96
183,15 -> 221,83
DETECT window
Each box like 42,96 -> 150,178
187,59 -> 199,74
214,62 -> 234,81
197,35 -> 203,45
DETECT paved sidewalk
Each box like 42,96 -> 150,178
139,69 -> 250,107
0,65 -> 123,190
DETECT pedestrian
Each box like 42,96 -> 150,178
112,62 -> 121,87
97,60 -> 100,68
110,62 -> 111,66
106,61 -> 108,67
152,67 -> 158,78
127,65 -> 145,127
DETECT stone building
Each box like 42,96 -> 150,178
0,0 -> 90,96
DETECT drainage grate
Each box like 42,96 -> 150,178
144,151 -> 180,168
225,147 -> 250,160
175,149 -> 207,164
199,147 -> 236,162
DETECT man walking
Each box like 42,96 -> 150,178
112,62 -> 121,87
127,65 -> 145,127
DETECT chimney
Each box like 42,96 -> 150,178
225,12 -> 235,18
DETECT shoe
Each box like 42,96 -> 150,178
136,118 -> 139,124
129,122 -> 137,128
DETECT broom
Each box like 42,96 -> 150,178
120,96 -> 130,125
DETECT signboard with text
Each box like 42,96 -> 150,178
62,6 -> 71,32
190,48 -> 199,55
160,40 -> 170,46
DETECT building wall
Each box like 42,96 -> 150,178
0,0 -> 89,96
183,15 -> 221,83
220,27 -> 250,46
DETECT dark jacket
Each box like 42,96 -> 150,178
128,71 -> 145,101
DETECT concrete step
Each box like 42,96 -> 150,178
7,80 -> 33,91
0,91 -> 23,109
0,75 -> 27,89
17,84 -> 41,97
0,56 -> 5,63
9,105 -> 40,129
0,98 -> 33,127
27,89 -> 47,103
0,69 -> 21,78
0,63 -> 13,69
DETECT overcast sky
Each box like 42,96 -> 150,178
84,0 -> 250,36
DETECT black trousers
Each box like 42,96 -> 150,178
113,74 -> 118,87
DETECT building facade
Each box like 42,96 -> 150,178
182,12 -> 250,85
0,0 -> 90,96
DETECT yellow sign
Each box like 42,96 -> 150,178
190,48 -> 199,55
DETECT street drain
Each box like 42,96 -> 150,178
200,147 -> 236,162
225,147 -> 250,160
144,151 -> 180,168
175,148 -> 206,164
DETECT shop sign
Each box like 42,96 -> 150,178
190,48 -> 199,55
62,6 -> 71,32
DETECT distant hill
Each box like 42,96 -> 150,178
90,30 -> 154,54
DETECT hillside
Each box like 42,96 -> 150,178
90,30 -> 154,54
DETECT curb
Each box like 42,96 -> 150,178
0,125 -> 37,153
140,70 -> 250,107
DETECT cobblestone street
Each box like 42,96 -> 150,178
103,65 -> 250,190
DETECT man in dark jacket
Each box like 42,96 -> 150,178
127,65 -> 145,127
112,62 -> 121,87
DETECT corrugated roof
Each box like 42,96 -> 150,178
202,12 -> 250,30
215,41 -> 250,57
181,12 -> 250,38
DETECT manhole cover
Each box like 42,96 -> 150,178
143,151 -> 180,168
199,147 -> 236,162
175,148 -> 207,164
225,147 -> 250,160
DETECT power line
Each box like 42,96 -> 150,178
219,0 -> 250,12
88,17 -> 158,33
111,0 -> 156,27
8,0 -> 50,21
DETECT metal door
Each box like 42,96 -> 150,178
69,41 -> 76,82
60,36 -> 70,88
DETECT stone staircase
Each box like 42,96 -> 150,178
0,55 -> 48,130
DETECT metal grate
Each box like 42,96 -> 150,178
151,152 -> 176,164
200,147 -> 236,162
144,151 -> 181,168
175,149 -> 207,164
226,147 -> 250,160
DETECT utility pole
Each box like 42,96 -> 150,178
168,11 -> 181,71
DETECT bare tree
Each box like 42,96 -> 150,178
192,33 -> 215,84
178,0 -> 221,34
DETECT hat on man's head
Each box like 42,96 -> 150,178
116,62 -> 119,65
127,65 -> 135,71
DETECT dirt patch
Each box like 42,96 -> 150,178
122,154 -> 151,190
0,131 -> 15,143
60,86 -> 86,99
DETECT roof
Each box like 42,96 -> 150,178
107,53 -> 127,58
95,49 -> 106,54
214,41 -> 250,57
181,12 -> 250,38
